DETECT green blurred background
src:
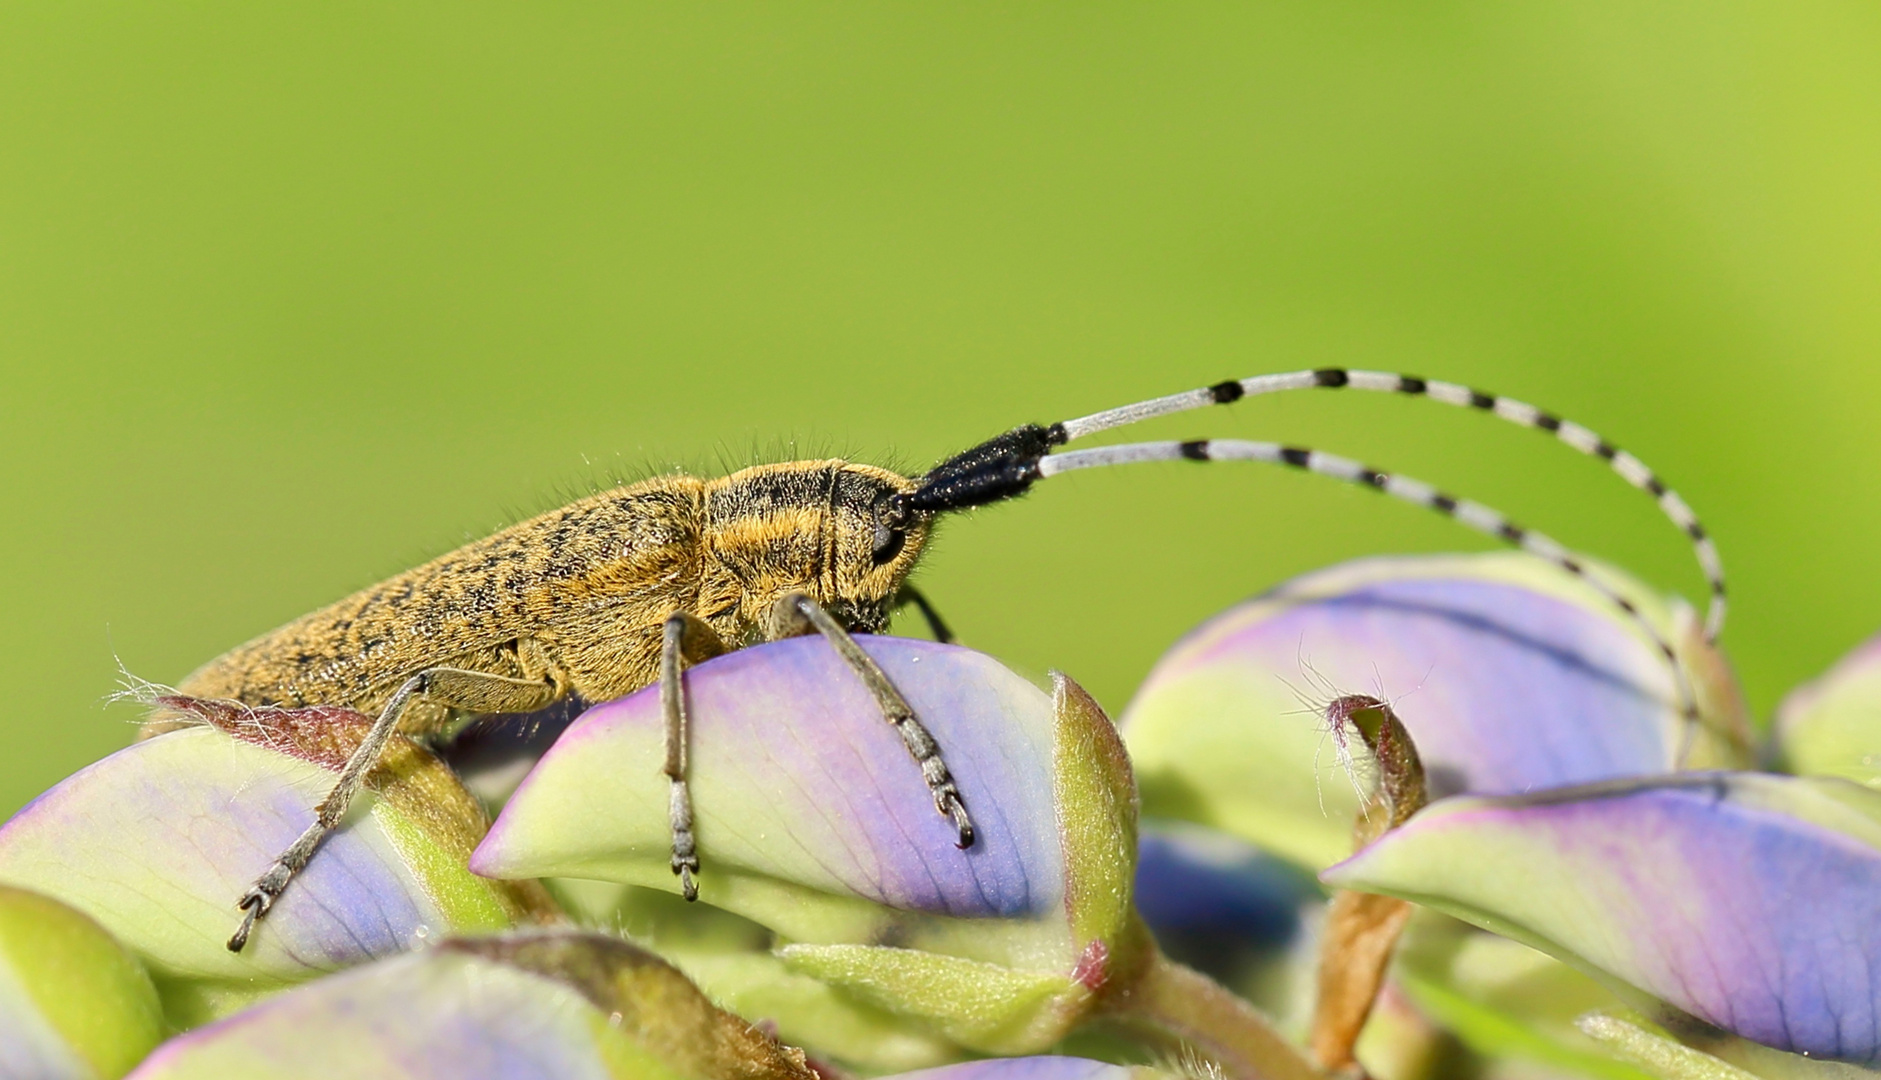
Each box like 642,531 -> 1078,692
2,3 -> 1878,817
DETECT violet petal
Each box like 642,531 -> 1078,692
883,1058 -> 1157,1080
476,637 -> 1063,935
0,728 -> 512,986
1123,553 -> 1746,867
126,951 -> 668,1080
1323,772 -> 1881,1065
127,930 -> 815,1080
1133,821 -> 1315,961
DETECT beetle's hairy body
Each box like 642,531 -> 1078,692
173,460 -> 928,733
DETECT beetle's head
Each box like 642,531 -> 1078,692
824,463 -> 933,632
706,461 -> 933,634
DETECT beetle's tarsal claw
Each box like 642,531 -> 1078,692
228,890 -> 268,953
227,857 -> 296,953
671,841 -> 700,901
944,795 -> 976,849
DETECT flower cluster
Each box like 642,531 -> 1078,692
1,551 -> 1876,1079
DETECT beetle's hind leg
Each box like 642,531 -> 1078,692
228,667 -> 559,952
770,593 -> 975,848
660,613 -> 729,901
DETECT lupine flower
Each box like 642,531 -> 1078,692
0,699 -> 556,1024
1323,770 -> 1881,1068
1132,821 -> 1317,982
1122,552 -> 1749,870
883,1058 -> 1178,1080
474,635 -> 1318,1079
1122,551 -> 1881,1075
13,548 -> 1872,1078
123,929 -> 815,1080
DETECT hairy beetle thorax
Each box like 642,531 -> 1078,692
700,460 -> 929,639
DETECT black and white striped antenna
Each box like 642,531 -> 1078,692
901,368 -> 1725,724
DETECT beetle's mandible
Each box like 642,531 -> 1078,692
154,368 -> 1728,953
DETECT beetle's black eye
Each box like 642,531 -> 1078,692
871,524 -> 906,564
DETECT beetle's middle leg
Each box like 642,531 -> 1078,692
660,612 -> 728,901
770,593 -> 975,848
228,666 -> 559,952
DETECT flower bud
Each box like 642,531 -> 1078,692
126,929 -> 815,1080
881,1058 -> 1178,1080
0,883 -> 163,1079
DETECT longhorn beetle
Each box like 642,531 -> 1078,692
160,368 -> 1724,952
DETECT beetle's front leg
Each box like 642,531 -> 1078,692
660,612 -> 728,901
768,593 -> 975,848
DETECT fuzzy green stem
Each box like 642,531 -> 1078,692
1100,941 -> 1325,1080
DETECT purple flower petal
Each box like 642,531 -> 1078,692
883,1058 -> 1151,1080
478,644 -> 1150,1056
1323,772 -> 1881,1065
131,953 -> 623,1079
1133,822 -> 1314,953
0,728 -> 514,986
126,931 -> 816,1080
477,639 -> 1159,1060
1122,553 -> 1746,867
476,637 -> 1064,930
1776,630 -> 1881,787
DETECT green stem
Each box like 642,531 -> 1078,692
1101,944 -> 1326,1080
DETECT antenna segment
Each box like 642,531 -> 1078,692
905,368 -> 1728,731
1055,368 -> 1725,642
